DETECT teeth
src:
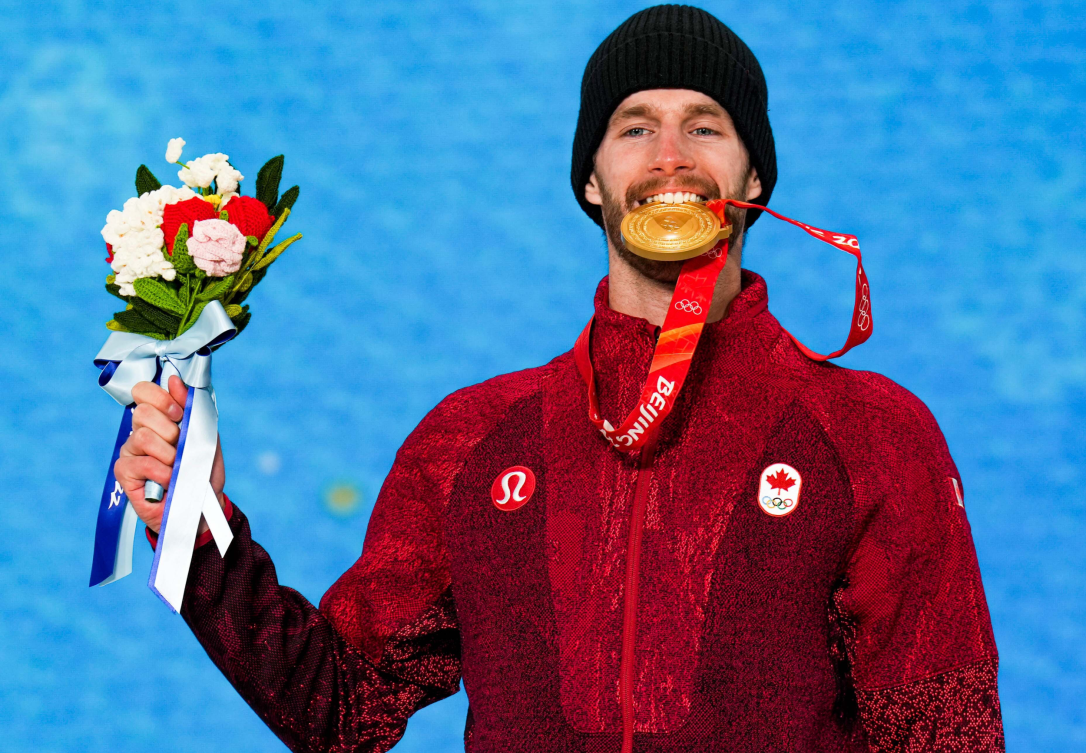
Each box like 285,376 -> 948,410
638,192 -> 707,206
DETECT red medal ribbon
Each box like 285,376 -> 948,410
574,199 -> 871,452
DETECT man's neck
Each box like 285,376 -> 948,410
605,241 -> 744,327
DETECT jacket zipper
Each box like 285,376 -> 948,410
620,435 -> 657,753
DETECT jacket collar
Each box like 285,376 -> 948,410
587,269 -> 780,426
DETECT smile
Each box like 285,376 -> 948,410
635,191 -> 708,207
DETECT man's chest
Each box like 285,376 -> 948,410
442,371 -> 857,733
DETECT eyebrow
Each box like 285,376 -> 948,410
611,103 -> 656,122
610,101 -> 728,124
684,102 -> 727,118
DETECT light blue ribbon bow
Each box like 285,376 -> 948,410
92,300 -> 236,612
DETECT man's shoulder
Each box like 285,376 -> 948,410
400,351 -> 573,459
776,343 -> 947,453
775,346 -> 961,516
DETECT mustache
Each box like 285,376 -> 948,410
623,176 -> 722,209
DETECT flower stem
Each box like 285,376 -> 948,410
176,274 -> 201,337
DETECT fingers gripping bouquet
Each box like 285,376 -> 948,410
91,139 -> 301,611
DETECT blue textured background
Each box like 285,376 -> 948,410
0,1 -> 1082,750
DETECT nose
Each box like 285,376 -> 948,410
647,127 -> 694,175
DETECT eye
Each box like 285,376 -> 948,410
623,127 -> 650,137
691,127 -> 718,136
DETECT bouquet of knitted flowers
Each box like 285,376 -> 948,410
101,138 -> 301,340
89,140 -> 302,607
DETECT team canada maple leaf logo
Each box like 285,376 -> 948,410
758,463 -> 803,518
766,468 -> 796,493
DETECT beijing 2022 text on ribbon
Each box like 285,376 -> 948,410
90,139 -> 302,612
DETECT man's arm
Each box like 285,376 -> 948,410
118,377 -> 462,752
168,502 -> 459,753
833,396 -> 1004,751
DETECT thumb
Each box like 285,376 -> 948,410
167,374 -> 189,408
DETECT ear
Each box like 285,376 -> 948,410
744,166 -> 762,203
584,171 -> 603,207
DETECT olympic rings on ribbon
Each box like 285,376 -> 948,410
675,299 -> 703,315
857,282 -> 871,332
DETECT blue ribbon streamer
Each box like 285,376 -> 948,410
89,404 -> 139,586
92,301 -> 237,605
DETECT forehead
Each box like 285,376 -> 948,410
609,89 -> 730,121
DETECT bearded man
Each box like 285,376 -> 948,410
116,5 -> 1004,751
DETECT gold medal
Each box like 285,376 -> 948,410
620,201 -> 732,261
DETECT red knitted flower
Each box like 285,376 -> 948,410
161,197 -> 219,255
224,196 -> 275,242
106,243 -> 114,263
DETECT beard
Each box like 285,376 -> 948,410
598,170 -> 752,284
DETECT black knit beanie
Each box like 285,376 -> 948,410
572,4 -> 776,229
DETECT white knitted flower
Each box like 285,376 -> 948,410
177,152 -> 244,194
103,184 -> 198,294
178,155 -> 218,188
215,163 -> 244,195
165,138 -> 185,164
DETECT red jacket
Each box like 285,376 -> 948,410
176,272 -> 1003,752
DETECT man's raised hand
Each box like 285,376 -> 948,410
115,375 -> 226,533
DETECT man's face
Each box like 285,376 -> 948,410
584,89 -> 763,283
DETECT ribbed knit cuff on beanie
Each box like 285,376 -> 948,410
571,4 -> 776,229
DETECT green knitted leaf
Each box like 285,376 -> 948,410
180,301 -> 208,334
232,267 -> 267,305
133,277 -> 185,315
235,271 -> 253,294
196,275 -> 234,302
255,155 -> 284,211
231,306 -> 252,335
135,165 -> 162,196
253,232 -> 301,271
224,304 -> 243,318
272,185 -> 299,218
253,207 -> 290,259
106,318 -> 129,332
105,281 -> 127,301
114,307 -> 169,338
246,235 -> 259,246
171,224 -> 198,274
219,209 -> 229,221
131,298 -> 182,332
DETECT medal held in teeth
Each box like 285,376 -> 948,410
621,199 -> 733,261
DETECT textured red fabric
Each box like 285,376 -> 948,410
856,659 -> 1004,751
178,271 -> 1003,752
161,197 -> 219,255
223,196 -> 275,241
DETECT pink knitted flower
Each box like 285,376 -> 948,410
188,219 -> 246,277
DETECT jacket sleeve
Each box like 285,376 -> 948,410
175,426 -> 461,753
833,396 -> 1004,752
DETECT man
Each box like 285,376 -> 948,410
117,5 -> 1004,751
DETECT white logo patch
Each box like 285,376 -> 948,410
491,466 -> 536,512
758,463 -> 802,518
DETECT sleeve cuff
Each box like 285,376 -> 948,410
146,493 -> 235,551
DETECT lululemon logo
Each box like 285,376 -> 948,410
491,466 -> 536,512
757,463 -> 803,518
